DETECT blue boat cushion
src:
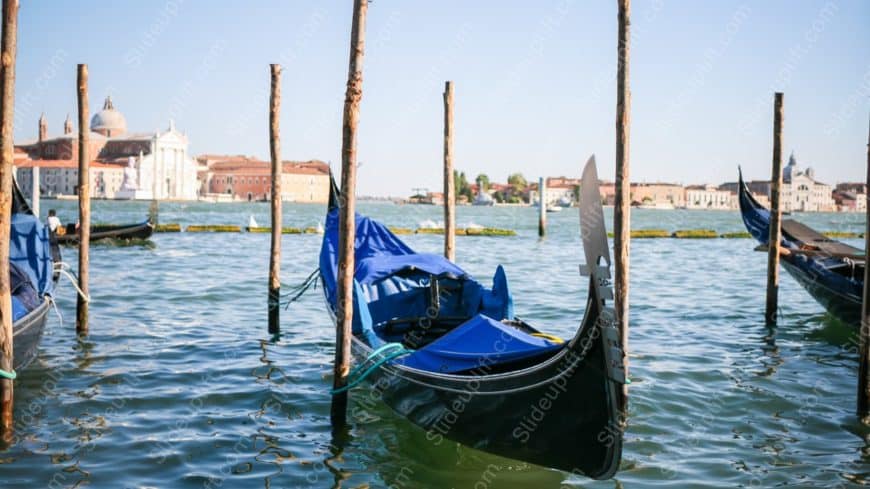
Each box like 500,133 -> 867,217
398,313 -> 563,374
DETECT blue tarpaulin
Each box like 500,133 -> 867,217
320,206 -> 563,375
320,209 -> 465,304
398,313 -> 563,373
11,212 -> 54,297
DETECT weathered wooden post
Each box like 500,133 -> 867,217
614,0 -> 632,410
268,63 -> 282,335
538,177 -> 546,237
0,0 -> 18,441
332,0 -> 367,427
148,198 -> 158,227
76,64 -> 90,336
31,165 -> 39,218
857,116 -> 870,417
443,80 -> 455,261
765,92 -> 784,326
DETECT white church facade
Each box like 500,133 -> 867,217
15,96 -> 199,201
780,153 -> 835,212
113,121 -> 199,200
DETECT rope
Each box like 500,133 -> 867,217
50,295 -> 64,325
0,368 -> 16,380
330,343 -> 413,395
531,332 -> 565,343
281,268 -> 320,309
55,269 -> 91,303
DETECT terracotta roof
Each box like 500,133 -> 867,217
197,153 -> 252,160
210,159 -> 329,175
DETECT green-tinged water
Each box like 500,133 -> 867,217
1,200 -> 867,488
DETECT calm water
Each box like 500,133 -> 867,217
1,199 -> 867,488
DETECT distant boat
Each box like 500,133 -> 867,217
557,195 -> 574,208
56,219 -> 154,245
534,200 -> 562,213
472,192 -> 494,206
738,169 -> 863,325
248,215 -> 258,228
317,157 -> 624,478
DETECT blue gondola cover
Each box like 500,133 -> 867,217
10,213 -> 54,297
398,313 -> 562,373
321,207 -> 564,375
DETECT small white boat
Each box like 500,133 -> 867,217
418,219 -> 443,229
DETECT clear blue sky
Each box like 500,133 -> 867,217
13,1 -> 870,196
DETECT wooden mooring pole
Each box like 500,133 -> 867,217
538,177 -> 546,237
614,0 -> 632,410
765,92 -> 784,327
31,165 -> 39,218
857,115 -> 870,417
331,0 -> 367,427
76,64 -> 90,336
443,81 -> 455,261
0,0 -> 18,441
268,64 -> 282,335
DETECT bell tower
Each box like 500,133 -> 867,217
38,112 -> 47,141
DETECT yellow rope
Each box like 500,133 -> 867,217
531,332 -> 564,343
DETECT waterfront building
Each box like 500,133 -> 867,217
544,177 -> 580,206
527,177 -> 581,206
202,156 -> 329,203
833,183 -> 866,212
16,97 -> 199,200
15,158 -> 124,198
685,184 -> 734,210
629,183 -> 685,208
780,153 -> 835,212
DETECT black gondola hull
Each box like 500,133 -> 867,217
322,158 -> 624,478
737,170 -> 864,326
334,293 -> 623,479
12,297 -> 50,371
56,220 -> 154,245
781,259 -> 862,325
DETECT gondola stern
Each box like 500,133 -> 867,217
328,168 -> 341,213
736,167 -> 771,243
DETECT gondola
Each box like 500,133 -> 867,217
318,156 -> 625,478
737,169 -> 864,325
10,178 -> 55,371
55,219 -> 154,245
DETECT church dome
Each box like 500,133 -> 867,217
90,96 -> 127,137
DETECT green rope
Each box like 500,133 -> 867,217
331,343 -> 413,395
0,368 -> 16,380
